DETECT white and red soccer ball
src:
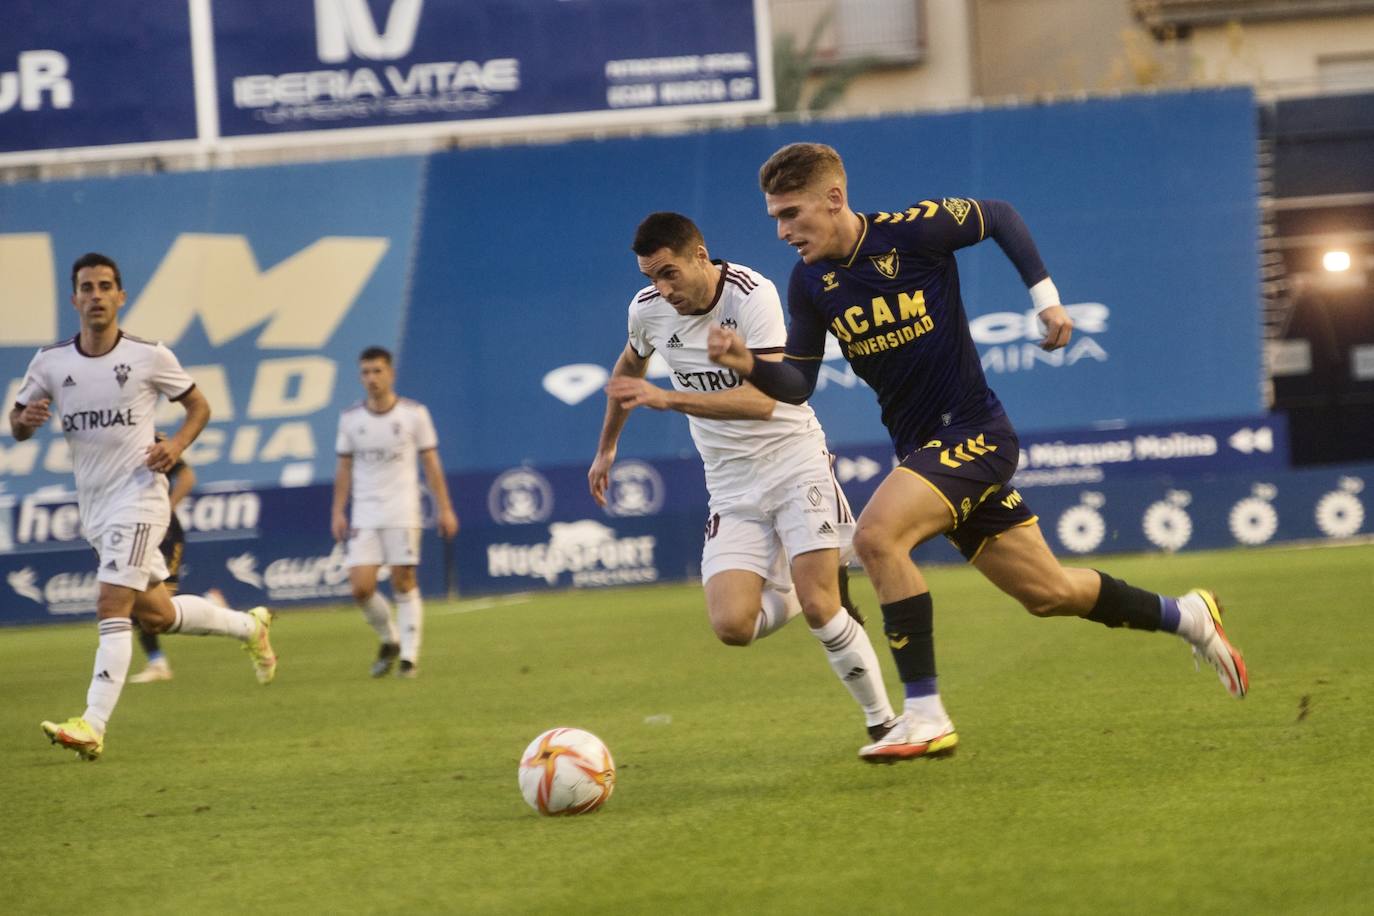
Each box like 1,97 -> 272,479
518,727 -> 616,816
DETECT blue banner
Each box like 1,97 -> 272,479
0,0 -> 198,157
0,157 -> 425,493
213,0 -> 771,138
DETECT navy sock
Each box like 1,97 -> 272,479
1086,572 -> 1164,631
1159,596 -> 1181,633
880,593 -> 937,686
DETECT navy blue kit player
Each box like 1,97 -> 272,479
708,143 -> 1249,762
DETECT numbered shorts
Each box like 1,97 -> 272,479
345,528 -> 422,568
701,444 -> 855,588
91,522 -> 170,591
898,413 -> 1038,562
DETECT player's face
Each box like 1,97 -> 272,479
358,358 -> 395,399
70,266 -> 126,332
766,184 -> 846,264
637,245 -> 716,315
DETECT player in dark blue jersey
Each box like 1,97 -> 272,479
709,142 -> 1249,762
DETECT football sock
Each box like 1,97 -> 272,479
84,617 -> 133,734
361,591 -> 399,644
754,586 -> 803,641
903,690 -> 950,723
880,592 -> 937,683
810,609 -> 895,727
396,588 -> 423,664
1085,572 -> 1164,631
137,625 -> 161,659
170,594 -> 254,640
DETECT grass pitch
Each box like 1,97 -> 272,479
3,543 -> 1373,915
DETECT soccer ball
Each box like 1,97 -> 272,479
518,727 -> 616,816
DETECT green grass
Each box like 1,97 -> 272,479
3,543 -> 1373,915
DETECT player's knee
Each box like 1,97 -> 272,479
351,583 -> 375,604
710,615 -> 755,647
851,523 -> 893,568
1015,575 -> 1076,617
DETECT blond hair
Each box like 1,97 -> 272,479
758,143 -> 847,195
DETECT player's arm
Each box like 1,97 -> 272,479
589,343 -> 649,507
146,387 -> 209,473
420,448 -> 459,539
708,268 -> 825,404
168,462 -> 196,510
332,454 -> 353,542
9,399 -> 51,441
973,199 -> 1072,351
605,365 -> 776,420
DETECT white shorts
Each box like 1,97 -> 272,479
700,441 -> 854,588
91,522 -> 170,591
345,528 -> 422,568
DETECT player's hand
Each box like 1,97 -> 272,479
145,435 -> 184,473
588,451 -> 615,507
15,398 -> 52,431
437,506 -> 459,539
606,376 -> 671,411
1037,305 -> 1073,351
708,326 -> 754,374
331,509 -> 351,543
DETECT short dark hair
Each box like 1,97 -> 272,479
759,143 -> 847,196
359,346 -> 393,365
71,252 -> 123,292
632,212 -> 705,258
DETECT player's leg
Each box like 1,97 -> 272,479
132,536 -> 182,683
390,562 -> 421,678
703,567 -> 770,645
41,581 -> 138,760
347,529 -> 399,676
973,522 -> 1248,698
136,582 -> 277,685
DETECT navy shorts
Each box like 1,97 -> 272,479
897,414 -> 1038,562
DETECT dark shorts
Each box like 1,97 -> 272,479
897,414 -> 1038,562
159,522 -> 184,586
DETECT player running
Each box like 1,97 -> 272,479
708,143 -> 1249,762
590,211 -> 903,760
11,253 -> 277,761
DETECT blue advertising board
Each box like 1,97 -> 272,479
213,0 -> 772,139
0,0 -> 199,158
0,156 -> 426,493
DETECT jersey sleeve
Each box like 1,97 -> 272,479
783,265 -> 829,361
894,197 -> 988,255
14,349 -> 51,407
627,297 -> 654,359
413,403 -> 439,452
335,414 -> 353,456
738,277 -> 787,352
151,343 -> 196,401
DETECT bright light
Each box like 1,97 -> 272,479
1323,250 -> 1352,272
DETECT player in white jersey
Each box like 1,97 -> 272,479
588,212 -> 905,759
9,253 -> 277,761
332,346 -> 459,678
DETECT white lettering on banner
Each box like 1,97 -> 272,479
487,520 -> 657,587
973,303 -> 1109,375
1023,433 -> 1218,471
0,51 -> 73,113
226,546 -> 354,601
246,357 -> 337,419
316,0 -> 424,64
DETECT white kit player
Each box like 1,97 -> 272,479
588,212 -> 905,759
10,253 -> 277,762
331,346 -> 459,678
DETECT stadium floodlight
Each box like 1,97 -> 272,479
1323,250 -> 1352,272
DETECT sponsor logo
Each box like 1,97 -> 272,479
62,375 -> 76,388
1056,494 -> 1106,554
488,467 -> 554,524
1315,477 -> 1365,538
316,0 -> 424,63
719,317 -> 737,330
225,545 -> 354,600
487,519 -> 657,588
7,567 -> 43,603
973,303 -> 1109,375
603,460 -> 664,517
817,520 -> 835,536
113,363 -> 131,387
0,50 -> 72,114
665,333 -> 684,349
806,485 -> 822,507
62,408 -> 135,432
1142,490 -> 1193,552
822,272 -> 838,292
1229,485 -> 1279,546
869,248 -> 899,279
941,197 -> 973,225
3,569 -> 100,615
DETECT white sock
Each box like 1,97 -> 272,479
396,588 -> 423,664
904,693 -> 950,723
84,618 -> 133,734
170,594 -> 253,640
1174,593 -> 1208,644
753,586 -> 803,641
810,610 -> 895,727
361,592 -> 399,644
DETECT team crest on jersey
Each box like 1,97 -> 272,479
869,249 -> 899,280
719,317 -> 737,330
822,272 -> 839,291
942,198 -> 973,226
113,363 -> 131,387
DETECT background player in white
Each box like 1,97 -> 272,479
588,212 -> 902,759
10,252 -> 277,761
332,346 -> 459,678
